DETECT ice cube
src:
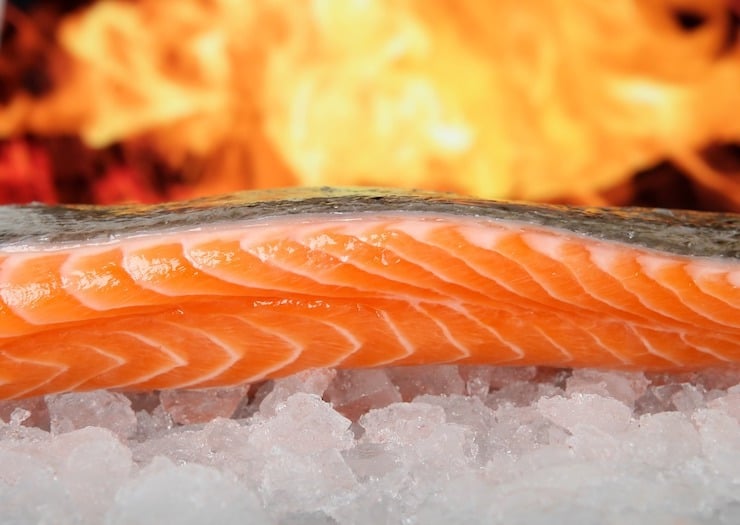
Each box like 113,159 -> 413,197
131,417 -> 256,480
249,393 -> 354,456
54,427 -> 132,522
537,393 -> 633,435
134,405 -> 174,441
259,369 -> 337,416
46,391 -> 138,439
415,394 -> 495,461
670,383 -> 707,413
160,385 -> 249,425
459,365 -> 539,396
387,365 -> 465,400
359,401 -> 474,476
360,402 -> 447,445
707,392 -> 740,422
0,448 -> 79,523
565,369 -> 649,407
106,456 -> 268,524
259,449 -> 357,515
0,396 -> 49,430
0,363 -> 735,522
629,412 -> 701,468
324,369 -> 402,420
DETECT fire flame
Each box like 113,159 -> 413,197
1,0 -> 740,203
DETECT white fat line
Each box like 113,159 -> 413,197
455,224 -> 518,249
111,330 -> 186,387
420,228 -> 557,310
118,330 -> 187,366
55,344 -> 131,393
234,235 -> 443,305
0,281 -> 56,324
638,256 -> 740,329
59,247 -> 127,310
687,266 -> 740,310
286,221 -> 349,241
412,303 -> 470,362
552,244 -> 656,325
478,235 -> 587,317
123,239 -> 239,298
182,236 -> 329,296
520,233 -> 649,323
530,324 -> 575,365
373,310 -> 416,367
405,236 -> 550,318
219,313 -> 304,381
153,322 -> 240,389
303,234 -> 450,301
121,252 -> 183,294
588,246 -> 696,327
520,231 -> 567,260
578,324 -> 632,366
0,351 -> 69,399
337,226 -> 493,305
450,304 -> 526,363
0,255 -> 91,325
319,320 -> 363,368
678,333 -> 734,363
290,233 -> 449,302
626,325 -> 683,367
300,218 -> 475,303
372,218 -> 456,239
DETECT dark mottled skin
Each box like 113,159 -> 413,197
0,187 -> 738,258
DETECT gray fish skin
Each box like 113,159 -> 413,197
0,187 -> 738,259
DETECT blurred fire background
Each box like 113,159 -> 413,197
0,0 -> 739,210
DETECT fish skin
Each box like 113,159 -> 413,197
0,188 -> 737,399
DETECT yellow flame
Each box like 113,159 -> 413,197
1,0 -> 739,200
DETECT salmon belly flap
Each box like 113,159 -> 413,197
0,213 -> 738,399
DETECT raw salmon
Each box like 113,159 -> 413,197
0,188 -> 738,399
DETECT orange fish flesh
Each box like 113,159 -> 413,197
0,188 -> 737,399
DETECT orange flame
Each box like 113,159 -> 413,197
1,0 -> 739,203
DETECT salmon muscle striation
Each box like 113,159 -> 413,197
0,187 -> 738,399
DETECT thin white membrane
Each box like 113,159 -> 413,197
530,324 -> 576,364
61,344 -> 129,393
111,331 -> 186,387
579,325 -> 633,366
686,263 -> 740,309
159,324 -> 241,387
445,303 -> 527,363
678,333 -> 734,363
520,231 -> 640,319
309,221 -> 458,300
625,325 -> 683,367
0,254 -> 64,325
409,303 -> 470,362
216,313 -> 305,382
1,352 -> 69,399
349,221 -> 501,307
637,255 -> 740,328
0,364 -> 738,524
277,223 -> 449,303
445,225 -> 559,306
587,244 -> 701,325
318,320 -> 363,368
499,231 -> 589,307
373,310 -> 416,366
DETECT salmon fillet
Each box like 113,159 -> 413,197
0,188 -> 738,399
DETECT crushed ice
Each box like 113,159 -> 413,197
0,365 -> 739,524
